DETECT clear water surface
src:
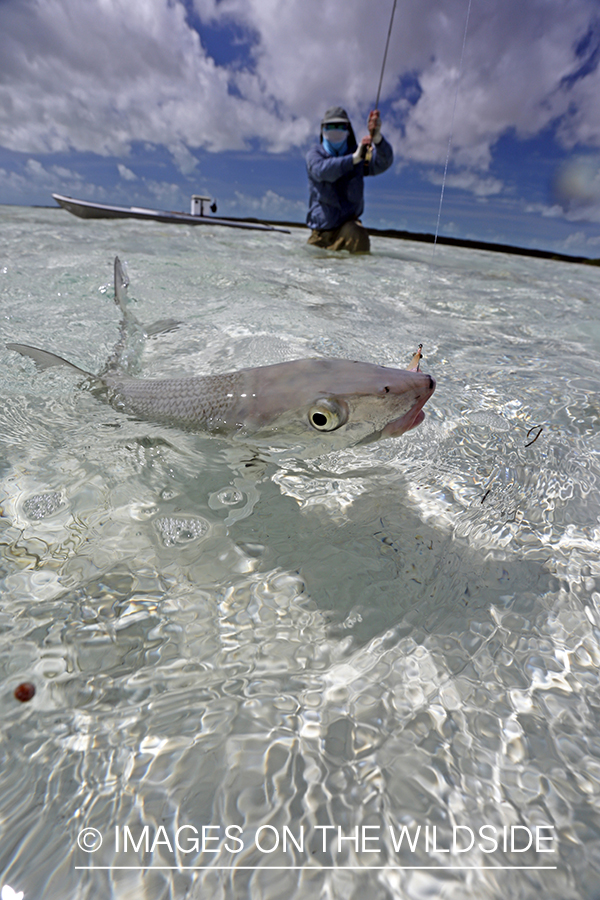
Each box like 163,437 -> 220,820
1,205 -> 600,900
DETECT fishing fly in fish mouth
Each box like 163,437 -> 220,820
7,258 -> 435,452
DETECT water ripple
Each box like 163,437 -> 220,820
1,211 -> 600,898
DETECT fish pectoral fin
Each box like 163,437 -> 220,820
7,342 -> 94,378
145,318 -> 182,337
355,428 -> 383,446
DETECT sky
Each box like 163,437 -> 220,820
1,0 -> 600,257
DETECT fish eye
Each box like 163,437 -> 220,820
308,398 -> 348,432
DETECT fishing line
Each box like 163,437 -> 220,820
371,0 -> 472,283
430,0 -> 473,275
372,0 -> 472,274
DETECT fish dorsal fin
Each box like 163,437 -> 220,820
114,256 -> 129,310
6,343 -> 94,378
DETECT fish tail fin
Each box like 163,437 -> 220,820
114,256 -> 129,310
7,342 -> 94,378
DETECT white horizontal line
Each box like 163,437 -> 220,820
75,866 -> 558,871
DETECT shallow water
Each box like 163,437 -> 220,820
1,205 -> 600,900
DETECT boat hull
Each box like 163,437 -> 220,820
52,194 -> 291,233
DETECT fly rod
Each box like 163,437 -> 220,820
366,0 -> 398,161
375,0 -> 398,111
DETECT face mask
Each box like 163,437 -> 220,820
322,128 -> 348,147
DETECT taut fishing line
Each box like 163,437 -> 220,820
429,0 -> 473,276
372,0 -> 473,280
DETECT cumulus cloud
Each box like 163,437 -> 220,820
427,169 -> 504,197
556,229 -> 600,255
0,0 -> 599,202
145,179 -> 189,206
390,2 -> 599,167
117,164 -> 137,181
229,188 -> 305,219
0,0 -> 235,158
0,156 -> 102,204
523,201 -> 564,219
193,0 -> 600,167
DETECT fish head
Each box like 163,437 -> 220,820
236,359 -> 436,451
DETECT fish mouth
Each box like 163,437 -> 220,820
382,375 -> 436,437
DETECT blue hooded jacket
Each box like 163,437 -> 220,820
306,131 -> 393,231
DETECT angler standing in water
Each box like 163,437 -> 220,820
305,107 -> 393,253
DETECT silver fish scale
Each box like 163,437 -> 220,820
105,371 -> 244,431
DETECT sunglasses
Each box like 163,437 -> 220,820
323,123 -> 348,131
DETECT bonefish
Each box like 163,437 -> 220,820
7,259 -> 435,451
